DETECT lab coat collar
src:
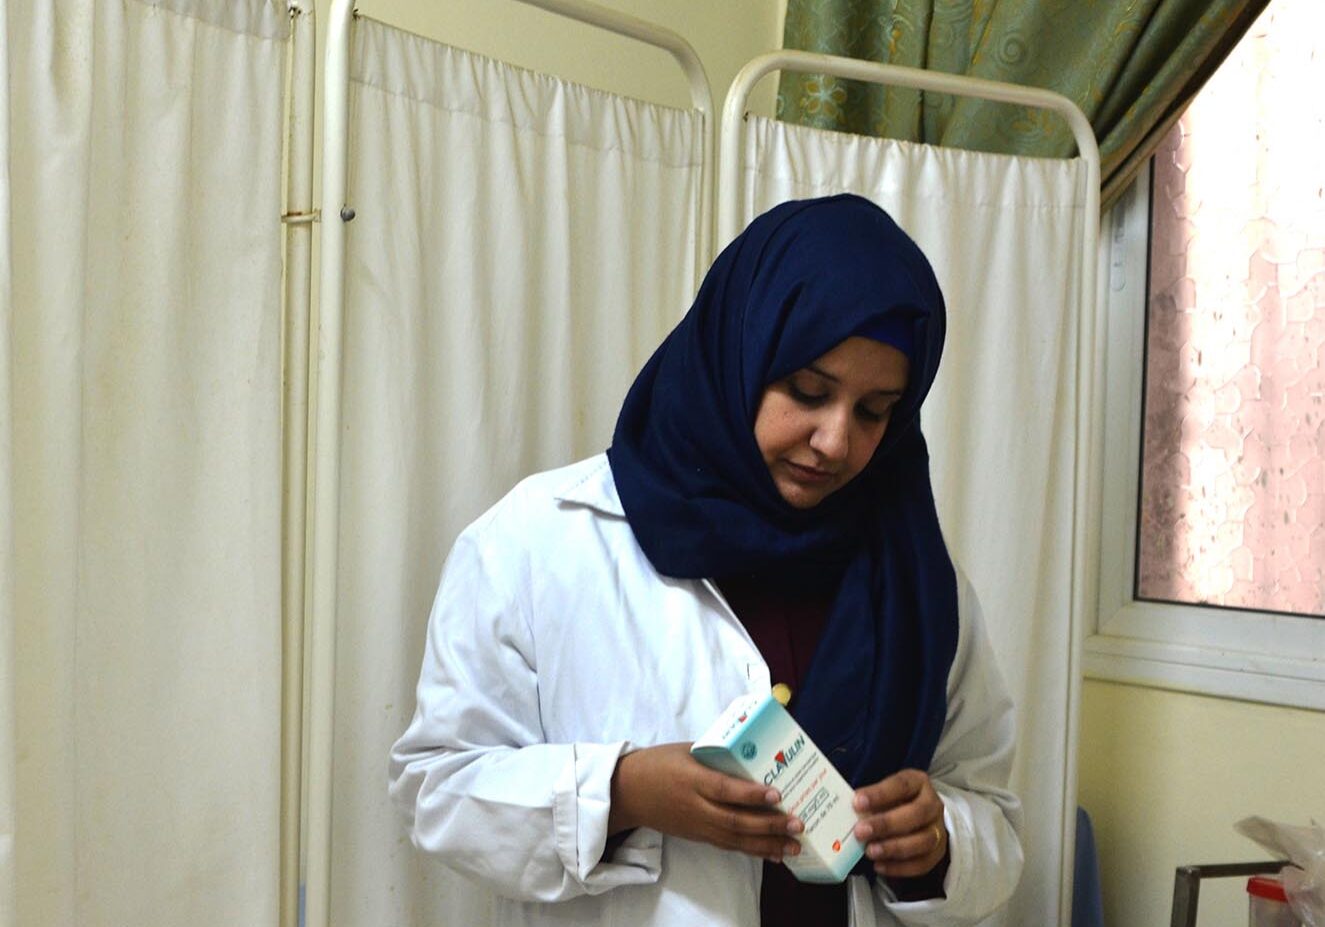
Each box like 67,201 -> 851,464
552,454 -> 625,518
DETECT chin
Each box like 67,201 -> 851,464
778,482 -> 831,510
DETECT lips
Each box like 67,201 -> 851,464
785,461 -> 834,484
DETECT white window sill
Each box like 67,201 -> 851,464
1085,629 -> 1325,711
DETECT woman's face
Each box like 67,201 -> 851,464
754,336 -> 910,509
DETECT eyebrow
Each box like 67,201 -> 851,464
803,363 -> 906,397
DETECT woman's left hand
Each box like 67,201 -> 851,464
851,768 -> 947,878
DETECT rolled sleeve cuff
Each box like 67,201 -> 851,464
552,741 -> 663,894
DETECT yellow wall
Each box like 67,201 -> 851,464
1079,680 -> 1325,927
345,0 -> 787,116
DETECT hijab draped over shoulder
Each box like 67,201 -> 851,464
607,194 -> 959,813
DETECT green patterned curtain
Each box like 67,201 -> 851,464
778,0 -> 1271,208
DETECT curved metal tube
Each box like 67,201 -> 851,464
514,0 -> 715,277
719,50 -> 1099,248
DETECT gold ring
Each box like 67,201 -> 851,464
931,823 -> 943,850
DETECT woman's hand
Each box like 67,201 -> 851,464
851,768 -> 947,878
608,743 -> 803,863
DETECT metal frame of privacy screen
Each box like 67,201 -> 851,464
717,50 -> 1102,926
299,20 -> 1104,927
304,4 -> 715,927
278,4 -> 316,927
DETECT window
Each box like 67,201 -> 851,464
1088,0 -> 1325,709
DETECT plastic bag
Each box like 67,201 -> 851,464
1236,816 -> 1325,927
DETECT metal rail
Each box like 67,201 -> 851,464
514,0 -> 714,270
718,50 -> 1099,248
303,3 -> 352,926
279,3 -> 315,927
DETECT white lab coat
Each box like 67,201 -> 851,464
390,454 -> 1023,926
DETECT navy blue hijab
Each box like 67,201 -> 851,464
607,194 -> 959,803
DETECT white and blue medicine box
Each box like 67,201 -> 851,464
690,691 -> 864,883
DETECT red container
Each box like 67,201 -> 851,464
1247,876 -> 1301,927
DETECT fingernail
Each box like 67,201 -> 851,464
853,822 -> 872,840
787,818 -> 804,835
852,793 -> 868,811
785,842 -> 801,856
765,789 -> 781,805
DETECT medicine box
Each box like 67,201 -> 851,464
690,690 -> 864,883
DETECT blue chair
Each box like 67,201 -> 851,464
1073,807 -> 1105,927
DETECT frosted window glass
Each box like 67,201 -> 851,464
1137,0 -> 1324,617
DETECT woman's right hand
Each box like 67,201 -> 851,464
607,743 -> 803,862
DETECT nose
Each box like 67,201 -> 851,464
808,408 -> 849,463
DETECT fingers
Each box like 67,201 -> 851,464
861,821 -> 946,875
854,788 -> 941,838
700,773 -> 803,855
709,802 -> 802,837
620,743 -> 809,863
698,766 -> 780,810
851,769 -> 947,877
706,828 -> 804,863
853,767 -> 927,811
638,755 -> 795,861
698,793 -> 801,861
692,766 -> 807,861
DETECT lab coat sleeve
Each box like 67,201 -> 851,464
388,513 -> 663,902
874,572 -> 1025,925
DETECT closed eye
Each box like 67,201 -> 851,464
786,380 -> 829,406
856,402 -> 895,424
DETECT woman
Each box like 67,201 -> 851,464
389,194 -> 1023,926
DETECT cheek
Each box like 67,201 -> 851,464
753,397 -> 801,461
754,416 -> 789,462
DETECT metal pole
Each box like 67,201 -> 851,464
303,1 -> 353,925
279,3 -> 316,926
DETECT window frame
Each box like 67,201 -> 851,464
1086,162 -> 1325,711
